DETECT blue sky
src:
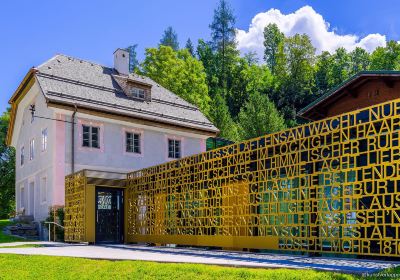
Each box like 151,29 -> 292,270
1,0 -> 400,113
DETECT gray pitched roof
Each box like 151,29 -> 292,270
35,54 -> 218,133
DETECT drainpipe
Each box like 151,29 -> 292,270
71,104 -> 78,174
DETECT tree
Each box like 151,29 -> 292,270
0,108 -> 15,218
263,23 -> 285,74
243,51 -> 259,65
315,51 -> 333,96
197,39 -> 219,98
185,38 -> 195,56
228,58 -> 274,117
279,34 -> 316,120
141,46 -> 211,115
210,0 -> 236,52
350,47 -> 370,75
331,47 -> 351,86
159,26 -> 179,51
370,40 -> 400,70
238,92 -> 286,140
210,93 -> 239,140
209,0 -> 237,91
127,45 -> 139,73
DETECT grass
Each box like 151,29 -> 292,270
366,266 -> 400,280
0,219 -> 29,243
0,244 -> 42,248
0,254 -> 358,280
0,219 -> 397,279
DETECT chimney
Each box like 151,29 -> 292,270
114,48 -> 130,75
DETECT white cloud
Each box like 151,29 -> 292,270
236,6 -> 386,60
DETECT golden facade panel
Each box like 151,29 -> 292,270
126,99 -> 400,256
64,171 -> 86,242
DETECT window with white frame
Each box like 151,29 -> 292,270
82,125 -> 100,148
126,132 -> 141,153
168,139 -> 181,159
40,177 -> 47,203
129,87 -> 145,99
20,146 -> 24,166
29,139 -> 35,160
20,186 -> 25,209
41,128 -> 48,152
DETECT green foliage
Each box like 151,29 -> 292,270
275,34 -> 315,120
238,92 -> 286,140
349,47 -> 370,74
370,40 -> 400,70
141,45 -> 211,115
210,0 -> 236,52
263,23 -> 285,74
228,58 -> 274,117
209,0 -> 238,92
331,47 -> 351,86
196,39 -> 220,98
126,45 -> 139,73
43,207 -> 64,242
210,93 -> 239,141
315,51 -> 333,96
185,38 -> 195,56
0,254 -> 357,279
0,109 -> 15,219
159,26 -> 179,51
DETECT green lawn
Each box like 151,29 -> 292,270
0,254 -> 357,280
0,244 -> 42,248
0,219 -> 397,279
0,219 -> 29,243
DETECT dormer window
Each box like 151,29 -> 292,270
129,87 -> 145,99
114,74 -> 152,101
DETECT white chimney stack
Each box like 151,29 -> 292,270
114,48 -> 130,75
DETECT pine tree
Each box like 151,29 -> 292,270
185,38 -> 195,56
127,45 -> 139,73
209,0 -> 237,91
210,93 -> 239,140
197,39 -> 219,98
238,92 -> 286,140
160,26 -> 179,51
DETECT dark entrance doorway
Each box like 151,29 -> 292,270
95,187 -> 124,243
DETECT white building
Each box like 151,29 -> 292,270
6,49 -> 218,222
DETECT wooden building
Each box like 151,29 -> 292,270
298,71 -> 400,120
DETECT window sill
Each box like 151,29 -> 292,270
80,146 -> 103,153
124,151 -> 144,158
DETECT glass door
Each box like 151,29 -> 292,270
95,187 -> 124,243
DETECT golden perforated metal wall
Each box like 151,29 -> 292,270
64,171 -> 86,242
126,98 -> 400,257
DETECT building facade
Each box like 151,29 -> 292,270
64,71 -> 400,257
7,50 -> 218,221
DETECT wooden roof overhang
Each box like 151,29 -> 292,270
298,71 -> 400,121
